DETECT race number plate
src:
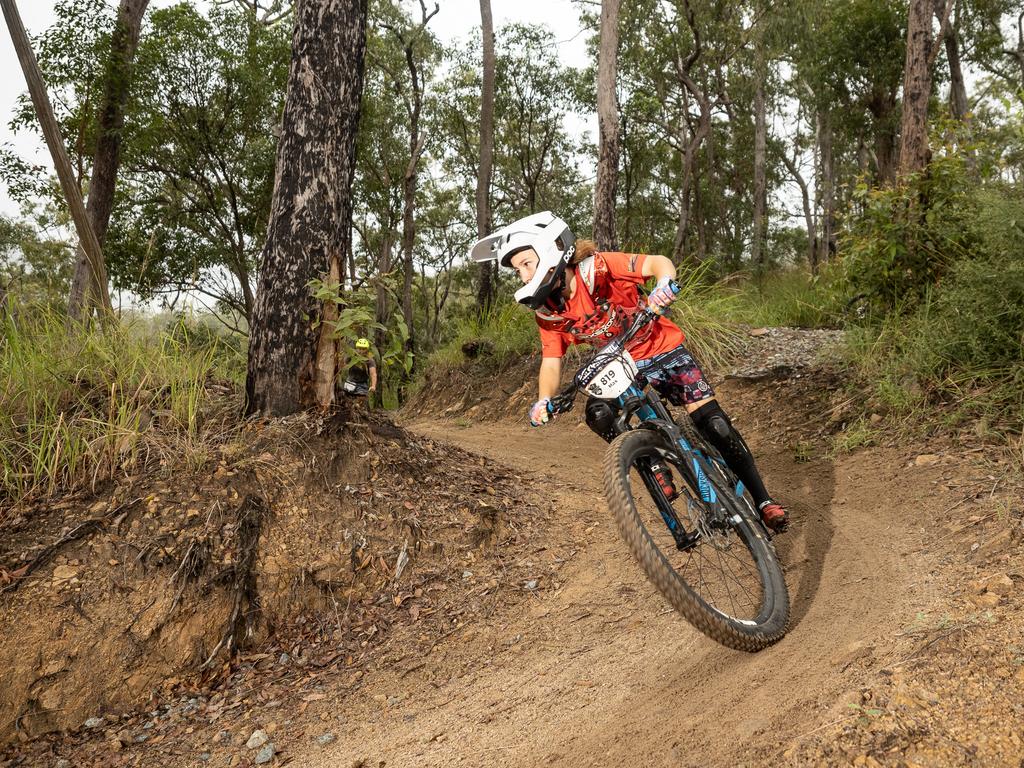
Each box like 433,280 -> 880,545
579,349 -> 638,399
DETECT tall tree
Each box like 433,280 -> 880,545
2,0 -> 112,316
899,0 -> 938,177
751,34 -> 768,270
940,0 -> 969,121
112,5 -> 289,327
380,0 -> 438,370
245,0 -> 368,416
593,0 -> 621,250
66,0 -> 149,320
475,0 -> 496,312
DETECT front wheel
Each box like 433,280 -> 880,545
603,428 -> 789,651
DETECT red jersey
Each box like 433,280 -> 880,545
535,251 -> 685,362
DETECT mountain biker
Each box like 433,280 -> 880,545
342,337 -> 377,397
470,211 -> 788,532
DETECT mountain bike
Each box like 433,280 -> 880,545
547,298 -> 790,651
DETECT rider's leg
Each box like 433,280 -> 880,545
644,346 -> 788,530
687,399 -> 788,530
688,399 -> 766,502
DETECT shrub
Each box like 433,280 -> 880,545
839,181 -> 1024,429
715,267 -> 844,329
840,150 -> 978,317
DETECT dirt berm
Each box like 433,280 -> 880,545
3,340 -> 1023,767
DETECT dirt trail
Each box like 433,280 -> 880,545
291,387 -> 942,768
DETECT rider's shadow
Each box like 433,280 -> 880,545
761,453 -> 836,629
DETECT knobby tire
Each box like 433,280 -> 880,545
603,428 -> 789,651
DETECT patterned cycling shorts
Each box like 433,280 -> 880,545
635,345 -> 715,407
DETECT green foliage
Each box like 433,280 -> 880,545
840,150 -> 979,315
0,0 -> 115,204
0,302 -> 244,505
0,213 -> 74,307
308,278 -> 414,382
431,23 -> 591,230
664,264 -> 749,373
108,3 -> 290,319
838,167 -> 1024,430
425,300 -> 539,374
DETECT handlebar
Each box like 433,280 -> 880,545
547,280 -> 680,417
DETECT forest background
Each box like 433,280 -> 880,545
1,0 -> 1024,504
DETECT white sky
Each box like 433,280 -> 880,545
0,0 -> 592,217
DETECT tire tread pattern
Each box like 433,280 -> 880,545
603,429 -> 790,652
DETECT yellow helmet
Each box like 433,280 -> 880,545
355,337 -> 371,350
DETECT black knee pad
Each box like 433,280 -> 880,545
585,398 -> 618,443
690,401 -> 750,460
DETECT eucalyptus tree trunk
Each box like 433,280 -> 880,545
898,0 -> 935,178
245,0 -> 368,417
393,3 -> 437,371
475,0 -> 496,312
865,87 -> 899,184
817,109 -> 836,264
751,74 -> 767,270
374,231 -> 394,357
593,0 -> 620,251
944,29 -> 968,120
2,0 -> 112,317
670,0 -> 711,265
67,0 -> 149,320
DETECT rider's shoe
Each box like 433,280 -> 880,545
650,462 -> 679,501
758,501 -> 789,532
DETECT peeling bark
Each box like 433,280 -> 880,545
898,0 -> 935,178
245,0 -> 368,417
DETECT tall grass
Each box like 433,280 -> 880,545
425,301 -> 541,372
834,155 -> 1024,436
0,304 -> 245,506
713,268 -> 842,329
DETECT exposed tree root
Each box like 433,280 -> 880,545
201,494 -> 267,669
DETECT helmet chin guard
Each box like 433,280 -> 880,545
468,211 -> 575,310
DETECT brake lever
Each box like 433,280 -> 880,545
548,387 -> 578,415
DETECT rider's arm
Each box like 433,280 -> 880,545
640,254 -> 677,282
368,361 -> 377,391
538,356 -> 562,400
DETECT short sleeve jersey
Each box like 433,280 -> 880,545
535,252 -> 685,362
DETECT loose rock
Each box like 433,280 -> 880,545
246,729 -> 269,750
254,743 -> 276,764
986,574 -> 1014,596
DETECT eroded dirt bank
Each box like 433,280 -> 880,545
3,366 -> 1021,767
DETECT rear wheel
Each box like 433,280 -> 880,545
603,428 -> 789,651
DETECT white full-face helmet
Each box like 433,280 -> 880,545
468,211 -> 575,310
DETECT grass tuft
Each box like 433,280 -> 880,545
0,303 -> 245,506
